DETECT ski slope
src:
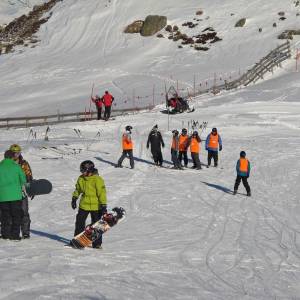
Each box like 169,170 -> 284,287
0,0 -> 300,299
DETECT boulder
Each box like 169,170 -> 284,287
124,20 -> 144,33
235,18 -> 246,27
140,15 -> 167,36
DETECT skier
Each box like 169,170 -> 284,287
71,160 -> 107,249
178,128 -> 189,167
101,90 -> 114,121
188,131 -> 202,169
205,127 -> 222,167
233,151 -> 251,196
116,125 -> 134,169
10,144 -> 33,239
91,95 -> 103,120
0,150 -> 26,241
146,124 -> 165,166
171,130 -> 182,169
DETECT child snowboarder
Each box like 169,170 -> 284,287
71,160 -> 107,248
233,151 -> 251,196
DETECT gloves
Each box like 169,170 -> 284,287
99,205 -> 107,217
71,197 -> 77,210
219,145 -> 222,151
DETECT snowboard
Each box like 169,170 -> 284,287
25,179 -> 52,197
69,207 -> 126,249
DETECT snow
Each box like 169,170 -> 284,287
0,0 -> 300,299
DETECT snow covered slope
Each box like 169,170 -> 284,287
0,0 -> 300,116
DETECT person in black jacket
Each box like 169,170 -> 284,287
146,125 -> 165,166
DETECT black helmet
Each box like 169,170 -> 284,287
192,131 -> 198,136
240,151 -> 246,158
212,127 -> 217,133
172,129 -> 179,135
125,125 -> 132,131
80,160 -> 95,173
182,128 -> 187,134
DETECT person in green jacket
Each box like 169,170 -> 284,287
71,160 -> 107,248
0,150 -> 26,241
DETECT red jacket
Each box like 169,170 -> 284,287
102,93 -> 114,107
92,97 -> 103,108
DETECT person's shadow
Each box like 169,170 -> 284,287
30,229 -> 70,244
201,181 -> 233,194
95,156 -> 117,167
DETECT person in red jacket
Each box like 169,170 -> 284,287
91,95 -> 103,120
101,91 -> 114,121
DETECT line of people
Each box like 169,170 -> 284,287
91,90 -> 114,121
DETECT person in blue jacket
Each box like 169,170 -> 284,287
205,127 -> 222,167
233,151 -> 251,196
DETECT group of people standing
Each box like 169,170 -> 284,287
91,90 -> 114,121
115,125 -> 251,196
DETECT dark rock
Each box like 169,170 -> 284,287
235,18 -> 246,27
140,15 -> 167,36
124,20 -> 144,33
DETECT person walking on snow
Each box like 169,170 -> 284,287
71,160 -> 107,249
10,144 -> 33,239
116,126 -> 134,169
171,130 -> 182,169
91,95 -> 103,120
188,131 -> 202,169
178,128 -> 189,167
101,90 -> 114,121
0,150 -> 26,241
146,124 -> 165,167
233,151 -> 251,196
205,127 -> 222,167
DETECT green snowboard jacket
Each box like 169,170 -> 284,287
0,158 -> 26,202
72,174 -> 107,211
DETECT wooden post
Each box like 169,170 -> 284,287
152,84 -> 155,106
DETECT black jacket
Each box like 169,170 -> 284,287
147,130 -> 165,152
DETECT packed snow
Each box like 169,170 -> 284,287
1,0 -> 300,299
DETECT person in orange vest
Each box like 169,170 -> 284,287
116,125 -> 134,169
101,90 -> 114,121
171,130 -> 182,169
205,127 -> 222,167
91,95 -> 103,120
188,131 -> 202,169
178,128 -> 189,167
233,151 -> 251,196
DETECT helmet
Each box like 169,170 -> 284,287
192,131 -> 198,136
212,127 -> 217,133
125,125 -> 132,131
9,144 -> 22,153
80,160 -> 95,173
95,94 -> 100,99
172,129 -> 179,135
182,128 -> 187,134
240,151 -> 246,158
105,90 -> 109,94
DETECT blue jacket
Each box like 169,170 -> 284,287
205,133 -> 222,152
236,159 -> 251,177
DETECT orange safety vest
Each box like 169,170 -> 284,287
208,133 -> 219,150
179,135 -> 188,151
190,137 -> 200,153
239,158 -> 249,172
171,136 -> 178,150
122,133 -> 133,150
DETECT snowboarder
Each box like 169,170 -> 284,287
188,131 -> 202,169
71,160 -> 107,249
171,130 -> 182,169
10,144 -> 33,239
205,127 -> 222,167
178,128 -> 189,167
233,151 -> 251,196
91,95 -> 103,120
0,150 -> 26,241
101,90 -> 114,121
146,124 -> 165,166
116,125 -> 134,169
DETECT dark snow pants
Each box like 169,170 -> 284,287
234,175 -> 251,194
207,150 -> 218,167
96,107 -> 102,120
74,208 -> 102,247
151,149 -> 163,166
21,196 -> 31,237
178,151 -> 188,167
117,150 -> 134,169
0,200 -> 23,239
104,106 -> 111,120
191,152 -> 201,169
171,149 -> 181,168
